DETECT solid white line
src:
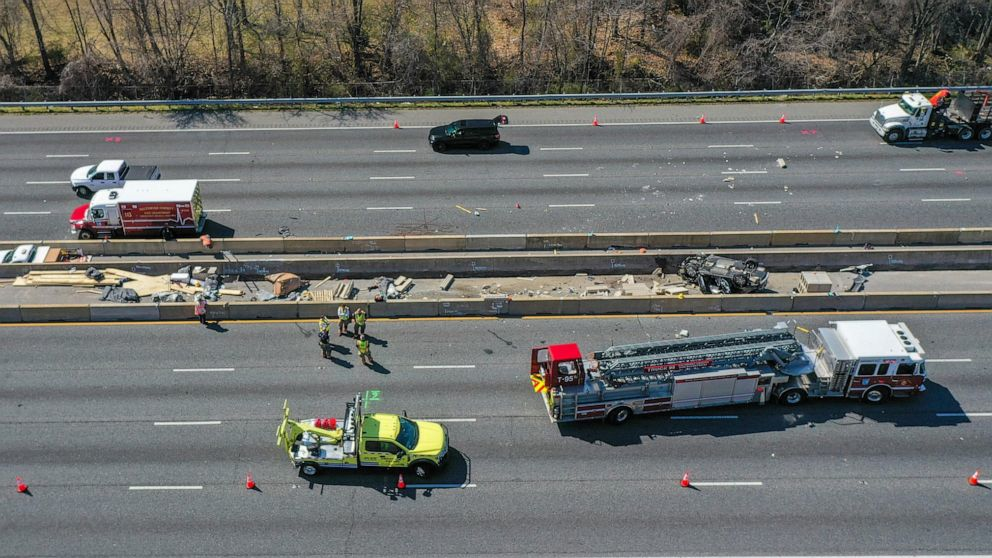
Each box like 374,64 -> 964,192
4,211 -> 52,215
172,367 -> 236,372
670,415 -> 739,420
690,481 -> 763,487
543,173 -> 589,177
373,149 -> 417,153
936,412 -> 992,417
208,152 -> 250,155
900,167 -> 946,172
197,178 -> 241,182
45,154 -> 89,158
928,358 -> 972,363
128,485 -> 203,491
428,418 -> 478,423
707,144 -> 754,148
25,180 -> 70,185
370,176 -> 415,180
404,483 -> 476,489
203,209 -> 231,213
721,170 -> 768,175
733,201 -> 781,205
153,421 -> 223,426
367,206 -> 414,210
921,198 -> 970,202
539,147 -> 584,151
413,365 -> 476,369
549,203 -> 595,208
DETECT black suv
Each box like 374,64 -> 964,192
429,115 -> 508,152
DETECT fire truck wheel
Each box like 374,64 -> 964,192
410,461 -> 436,479
862,387 -> 889,404
778,388 -> 807,406
606,406 -> 633,425
301,463 -> 319,476
78,229 -> 95,240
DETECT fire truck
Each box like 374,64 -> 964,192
529,320 -> 927,425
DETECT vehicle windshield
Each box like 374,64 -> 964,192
86,166 -> 98,178
445,125 -> 456,136
395,417 -> 419,449
1,252 -> 12,263
896,99 -> 915,115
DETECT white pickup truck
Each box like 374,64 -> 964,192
70,159 -> 161,197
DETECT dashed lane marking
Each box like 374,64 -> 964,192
173,367 -> 236,372
928,358 -> 972,363
900,167 -> 946,172
370,176 -> 415,180
670,415 -> 738,420
539,147 -> 584,151
45,154 -> 89,158
733,201 -> 781,205
25,180 -> 70,185
367,206 -> 414,210
128,485 -> 203,490
543,173 -> 589,177
690,481 -> 763,487
427,418 -> 477,423
721,170 -> 768,175
549,203 -> 595,208
4,211 -> 52,215
708,144 -> 754,148
197,178 -> 241,182
208,152 -> 250,155
373,149 -> 417,153
153,421 -> 223,426
921,198 -> 970,202
404,483 -> 477,489
413,365 -> 476,369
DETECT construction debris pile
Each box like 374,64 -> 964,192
14,266 -> 243,303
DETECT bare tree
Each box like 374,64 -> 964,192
21,0 -> 56,80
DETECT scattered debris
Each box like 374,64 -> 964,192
776,158 -> 787,168
798,271 -> 832,294
266,272 -> 302,297
100,285 -> 140,303
440,274 -> 455,291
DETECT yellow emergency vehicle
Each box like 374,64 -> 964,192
277,393 -> 448,479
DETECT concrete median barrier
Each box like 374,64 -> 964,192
297,302 -> 370,319
578,296 -> 652,314
227,301 -> 296,320
958,228 -> 992,244
157,303 -> 194,321
770,230 -> 841,247
19,304 -> 91,322
650,295 -> 722,314
525,234 -> 589,251
219,238 -> 287,254
862,292 -> 940,311
647,232 -> 713,248
90,304 -> 160,321
438,299 -> 501,317
506,297 -> 563,316
936,292 -> 992,309
0,305 -> 22,323
708,231 -> 772,248
342,236 -> 406,253
894,229 -> 964,246
466,234 -> 527,251
840,230 -> 900,247
404,235 -> 467,252
283,238 -> 348,254
718,295 -> 794,313
370,300 -> 438,318
789,293 -> 865,312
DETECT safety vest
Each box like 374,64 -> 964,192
354,312 -> 367,326
357,339 -> 370,354
319,318 -> 331,333
337,307 -> 350,320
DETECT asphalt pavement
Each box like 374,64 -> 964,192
1,312 -> 989,556
1,101 -> 990,240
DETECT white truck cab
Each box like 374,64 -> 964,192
870,92 -> 933,142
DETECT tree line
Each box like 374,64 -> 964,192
0,0 -> 990,101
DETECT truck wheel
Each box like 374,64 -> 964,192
409,461 -> 436,479
76,186 -> 93,198
778,388 -> 807,406
78,229 -> 95,240
884,129 -> 903,143
434,142 -> 447,153
958,127 -> 974,140
979,127 -> 992,141
862,387 -> 889,404
301,463 -> 319,476
606,406 -> 633,425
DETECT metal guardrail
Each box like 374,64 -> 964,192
1,86 -> 990,109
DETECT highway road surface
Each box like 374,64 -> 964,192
1,311 -> 989,556
0,101 -> 991,240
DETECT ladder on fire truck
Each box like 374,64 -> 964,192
592,329 -> 804,386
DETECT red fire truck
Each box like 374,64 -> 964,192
69,180 -> 205,239
529,321 -> 927,425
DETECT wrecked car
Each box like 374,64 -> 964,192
677,254 -> 769,294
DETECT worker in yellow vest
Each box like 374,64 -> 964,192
337,304 -> 351,336
356,334 -> 373,366
354,308 -> 367,336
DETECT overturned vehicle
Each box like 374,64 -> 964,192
678,255 -> 769,294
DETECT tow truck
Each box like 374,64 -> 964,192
871,89 -> 992,142
529,320 -> 927,424
277,394 -> 449,478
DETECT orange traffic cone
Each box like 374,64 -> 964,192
779,114 -> 787,124
680,471 -> 691,488
246,472 -> 256,490
397,473 -> 406,490
699,114 -> 707,124
969,470 -> 981,486
592,114 -> 600,126
16,476 -> 27,493
393,119 -> 400,129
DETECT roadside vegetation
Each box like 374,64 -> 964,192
0,0 -> 990,102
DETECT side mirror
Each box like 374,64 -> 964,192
402,410 -> 408,417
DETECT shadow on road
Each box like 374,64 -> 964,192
165,108 -> 247,128
201,219 -> 236,238
436,142 -> 530,156
556,380 -> 968,446
888,139 -> 989,152
298,448 -> 471,500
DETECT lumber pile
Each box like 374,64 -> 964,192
14,267 -> 243,298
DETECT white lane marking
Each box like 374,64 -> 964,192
172,367 -> 236,372
25,180 -> 70,185
690,481 -> 763,487
549,203 -> 595,208
367,206 -> 414,210
670,415 -> 738,420
721,170 -> 768,175
208,152 -> 250,155
45,154 -> 89,158
936,412 -> 992,417
427,418 -> 477,423
921,198 -> 970,202
203,208 -> 231,213
511,118 -> 866,127
153,421 -> 223,426
129,485 -> 203,490
708,144 -> 754,148
4,211 -> 52,215
374,149 -> 417,153
404,483 -> 477,489
539,147 -> 584,151
928,358 -> 972,363
543,173 -> 589,177
413,365 -> 476,369
900,167 -> 946,172
733,201 -> 781,206
370,176 -> 415,180
197,178 -> 241,182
